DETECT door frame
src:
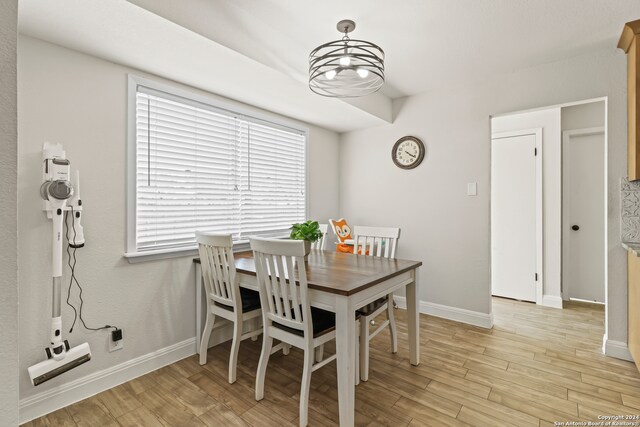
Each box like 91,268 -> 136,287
491,128 -> 544,305
561,127 -> 606,303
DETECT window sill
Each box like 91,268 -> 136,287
123,239 -> 268,264
124,247 -> 199,263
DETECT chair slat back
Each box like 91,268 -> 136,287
196,232 -> 238,308
251,238 -> 312,335
352,226 -> 401,259
311,224 -> 328,251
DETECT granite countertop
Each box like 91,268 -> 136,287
622,179 -> 640,257
622,242 -> 640,257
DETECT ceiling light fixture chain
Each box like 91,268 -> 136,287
309,19 -> 385,98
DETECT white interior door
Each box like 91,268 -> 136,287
562,129 -> 605,303
491,131 -> 539,302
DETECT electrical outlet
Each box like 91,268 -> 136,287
108,330 -> 123,352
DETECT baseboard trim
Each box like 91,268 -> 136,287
19,337 -> 196,424
394,296 -> 493,329
541,294 -> 563,309
604,339 -> 634,362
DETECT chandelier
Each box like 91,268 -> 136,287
309,20 -> 385,98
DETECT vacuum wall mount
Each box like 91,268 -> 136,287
28,142 -> 91,386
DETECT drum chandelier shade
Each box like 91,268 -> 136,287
309,20 -> 385,98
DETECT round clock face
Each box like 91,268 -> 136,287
392,136 -> 425,169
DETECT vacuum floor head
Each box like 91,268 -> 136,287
28,342 -> 91,386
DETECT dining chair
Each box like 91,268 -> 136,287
251,237 -> 342,427
311,223 -> 328,250
308,223 -> 327,360
196,232 -> 263,384
311,224 -> 358,371
352,225 -> 401,382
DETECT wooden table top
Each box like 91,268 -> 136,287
194,250 -> 422,296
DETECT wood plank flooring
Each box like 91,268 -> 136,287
24,298 -> 640,426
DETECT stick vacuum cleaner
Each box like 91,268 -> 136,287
28,142 -> 91,386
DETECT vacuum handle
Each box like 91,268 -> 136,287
51,202 -> 65,277
70,210 -> 85,248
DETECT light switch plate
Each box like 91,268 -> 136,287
467,182 -> 477,196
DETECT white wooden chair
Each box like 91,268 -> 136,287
251,237 -> 343,427
196,232 -> 262,384
311,223 -> 328,250
352,225 -> 401,381
310,222 -> 358,369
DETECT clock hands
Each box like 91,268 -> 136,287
393,136 -> 424,169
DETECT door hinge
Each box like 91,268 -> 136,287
534,147 -> 538,156
535,273 -> 538,281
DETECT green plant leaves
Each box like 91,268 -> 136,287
290,220 -> 323,243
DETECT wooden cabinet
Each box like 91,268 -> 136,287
619,20 -> 640,181
628,252 -> 640,370
621,21 -> 640,371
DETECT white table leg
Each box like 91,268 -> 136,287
334,296 -> 355,427
407,267 -> 420,366
195,263 -> 202,353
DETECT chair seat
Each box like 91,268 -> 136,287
214,288 -> 261,313
273,306 -> 336,338
357,297 -> 389,316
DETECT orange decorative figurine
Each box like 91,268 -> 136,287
329,218 -> 354,253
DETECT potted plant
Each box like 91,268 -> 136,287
290,220 -> 323,260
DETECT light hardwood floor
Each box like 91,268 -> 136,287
25,298 -> 640,426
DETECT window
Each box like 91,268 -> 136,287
127,78 -> 307,256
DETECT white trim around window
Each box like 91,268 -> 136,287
125,75 -> 309,262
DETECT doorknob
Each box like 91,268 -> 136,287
571,225 -> 580,231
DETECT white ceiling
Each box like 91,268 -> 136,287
18,0 -> 640,132
127,0 -> 640,98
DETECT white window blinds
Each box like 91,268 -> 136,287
134,85 -> 306,253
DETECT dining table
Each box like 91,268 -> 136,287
193,249 -> 422,426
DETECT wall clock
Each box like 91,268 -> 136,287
392,136 -> 425,169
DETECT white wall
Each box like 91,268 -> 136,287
562,101 -> 606,131
0,1 -> 18,425
339,46 -> 627,346
17,35 -> 340,405
492,108 -> 563,305
340,88 -> 493,316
